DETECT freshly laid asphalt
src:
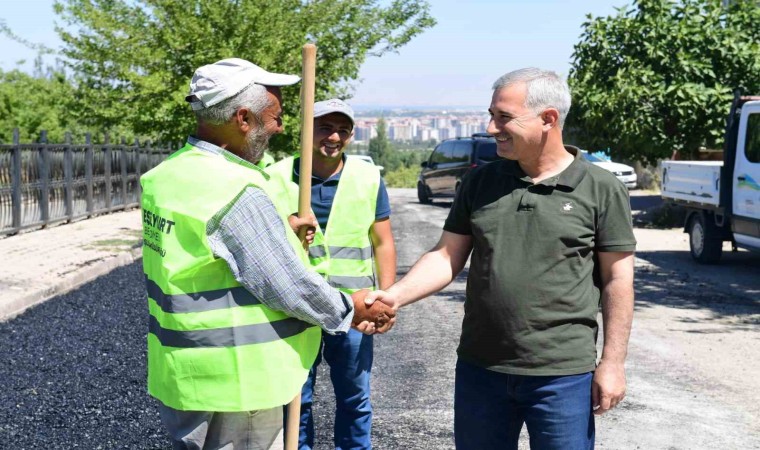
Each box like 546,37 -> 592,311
0,189 -> 463,449
0,263 -> 167,449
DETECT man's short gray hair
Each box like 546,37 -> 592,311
492,68 -> 571,128
194,83 -> 270,125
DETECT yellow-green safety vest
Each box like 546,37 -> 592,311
266,156 -> 380,294
140,143 -> 320,412
256,151 -> 275,169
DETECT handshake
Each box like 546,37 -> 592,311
349,289 -> 397,335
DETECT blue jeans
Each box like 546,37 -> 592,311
454,359 -> 594,450
299,328 -> 374,450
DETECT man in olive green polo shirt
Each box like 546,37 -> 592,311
366,68 -> 635,449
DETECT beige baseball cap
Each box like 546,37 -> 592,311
186,58 -> 300,110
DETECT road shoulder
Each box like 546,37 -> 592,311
0,210 -> 143,321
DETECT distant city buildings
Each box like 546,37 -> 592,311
353,111 -> 489,144
353,126 -> 376,142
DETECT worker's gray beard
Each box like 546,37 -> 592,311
241,127 -> 270,164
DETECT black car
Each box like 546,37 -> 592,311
417,133 -> 500,203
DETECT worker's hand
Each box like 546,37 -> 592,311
353,317 -> 396,335
364,289 -> 400,313
592,359 -> 626,415
351,289 -> 396,335
353,320 -> 377,335
288,213 -> 317,245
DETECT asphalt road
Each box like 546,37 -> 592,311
0,188 -> 460,449
1,188 -> 758,449
0,263 -> 167,449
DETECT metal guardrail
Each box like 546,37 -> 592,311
0,129 -> 172,236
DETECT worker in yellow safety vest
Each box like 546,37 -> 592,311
267,99 -> 397,449
141,59 -> 395,450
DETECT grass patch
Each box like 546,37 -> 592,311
384,166 -> 419,188
83,237 -> 143,253
92,238 -> 139,247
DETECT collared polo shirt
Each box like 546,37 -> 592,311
444,146 -> 636,376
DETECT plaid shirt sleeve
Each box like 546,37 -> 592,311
206,186 -> 354,334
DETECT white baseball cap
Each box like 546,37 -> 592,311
314,99 -> 355,126
186,58 -> 300,110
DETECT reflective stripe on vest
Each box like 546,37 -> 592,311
330,245 -> 373,260
329,275 -> 375,290
307,245 -> 372,261
149,315 -> 311,348
308,245 -> 328,259
141,144 -> 320,412
265,156 -> 380,294
146,277 -> 262,313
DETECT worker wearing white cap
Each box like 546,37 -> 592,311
141,59 -> 394,449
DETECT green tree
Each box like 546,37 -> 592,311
568,0 -> 760,162
53,0 -> 435,151
0,60 -> 80,143
398,149 -> 427,168
368,117 -> 395,169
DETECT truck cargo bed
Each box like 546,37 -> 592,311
661,161 -> 723,206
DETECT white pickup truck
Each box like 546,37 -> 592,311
661,92 -> 760,263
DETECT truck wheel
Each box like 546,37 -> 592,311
688,214 -> 722,264
417,182 -> 432,204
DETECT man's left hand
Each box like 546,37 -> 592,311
592,359 -> 626,415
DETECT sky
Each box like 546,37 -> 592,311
0,0 -> 630,109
